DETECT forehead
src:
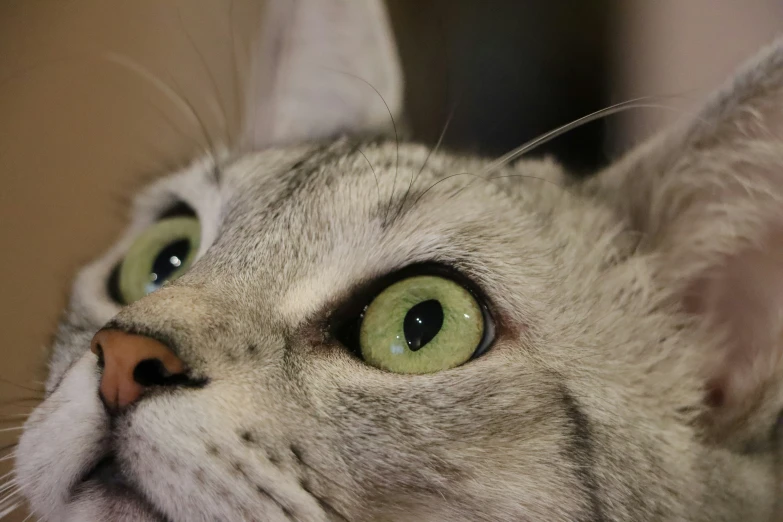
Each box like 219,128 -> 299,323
167,141 -> 559,326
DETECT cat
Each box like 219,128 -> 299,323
6,1 -> 783,520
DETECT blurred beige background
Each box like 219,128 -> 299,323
613,1 -> 783,148
1,1 -> 781,520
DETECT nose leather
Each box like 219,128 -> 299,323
90,329 -> 185,411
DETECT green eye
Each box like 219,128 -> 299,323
112,216 -> 201,304
358,275 -> 489,374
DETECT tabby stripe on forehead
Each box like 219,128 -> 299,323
559,385 -> 606,522
263,144 -> 343,220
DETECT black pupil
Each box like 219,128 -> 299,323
403,299 -> 444,351
150,239 -> 191,289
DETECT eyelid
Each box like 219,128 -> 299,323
331,262 -> 494,322
157,201 -> 197,220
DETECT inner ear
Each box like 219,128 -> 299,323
684,225 -> 783,448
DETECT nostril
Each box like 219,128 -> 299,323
133,358 -> 183,387
94,343 -> 105,369
90,329 -> 205,410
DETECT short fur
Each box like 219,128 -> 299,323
11,3 -> 783,521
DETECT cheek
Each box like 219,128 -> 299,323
287,347 -> 567,504
115,385 -> 327,521
16,354 -> 108,514
324,363 -> 562,462
316,390 -> 581,521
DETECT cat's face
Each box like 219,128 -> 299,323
10,2 -> 783,520
3,142 -> 616,519
8,140 -> 714,521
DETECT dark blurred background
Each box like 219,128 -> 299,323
388,1 -> 783,174
389,1 -> 613,174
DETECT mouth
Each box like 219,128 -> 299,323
79,455 -> 134,492
74,455 -> 170,522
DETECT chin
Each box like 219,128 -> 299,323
62,458 -> 168,522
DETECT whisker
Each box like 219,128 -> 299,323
226,0 -> 243,147
479,97 -> 683,177
0,491 -> 21,512
0,427 -> 23,434
0,481 -> 18,499
0,478 -> 19,492
411,171 -> 483,208
0,486 -> 19,506
0,470 -> 17,483
773,414 -> 783,521
446,173 -> 572,204
0,414 -> 31,422
241,0 -> 265,150
0,443 -> 19,455
356,148 -> 381,211
100,51 -> 220,165
170,74 -> 222,164
392,104 -> 457,225
412,98 -> 693,214
142,98 -> 209,152
321,68 -> 399,226
174,2 -> 232,145
0,453 -> 16,463
0,378 -> 42,395
0,399 -> 44,407
0,501 -> 21,520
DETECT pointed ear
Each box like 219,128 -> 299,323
593,39 -> 783,449
241,0 -> 403,149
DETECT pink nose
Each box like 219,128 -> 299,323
90,330 -> 185,410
